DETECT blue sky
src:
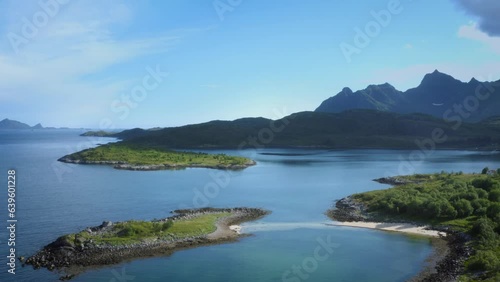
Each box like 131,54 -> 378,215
0,0 -> 499,128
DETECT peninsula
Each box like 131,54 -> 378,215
328,170 -> 500,281
24,207 -> 269,280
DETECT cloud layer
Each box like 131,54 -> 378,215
453,0 -> 500,36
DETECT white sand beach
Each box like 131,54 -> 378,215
229,225 -> 242,234
334,221 -> 446,237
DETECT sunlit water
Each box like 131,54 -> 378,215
1,130 -> 499,282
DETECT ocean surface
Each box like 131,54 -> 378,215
1,130 -> 500,282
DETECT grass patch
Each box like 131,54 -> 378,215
167,212 -> 231,237
64,213 -> 231,247
64,143 -> 252,167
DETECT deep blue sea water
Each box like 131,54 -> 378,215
1,130 -> 500,282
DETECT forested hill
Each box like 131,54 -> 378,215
97,110 -> 500,150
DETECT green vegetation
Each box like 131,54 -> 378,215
167,212 -> 230,237
62,143 -> 252,168
353,169 -> 500,281
80,130 -> 115,137
65,213 -> 230,246
104,110 -> 500,150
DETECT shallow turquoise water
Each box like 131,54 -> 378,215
1,130 -> 499,281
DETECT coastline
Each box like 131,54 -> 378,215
24,208 -> 269,280
327,196 -> 470,282
332,221 -> 445,237
58,157 -> 256,171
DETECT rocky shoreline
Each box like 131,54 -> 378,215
327,197 -> 471,282
373,176 -> 417,186
58,157 -> 256,171
23,207 -> 269,280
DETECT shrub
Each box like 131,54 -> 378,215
471,217 -> 496,238
453,199 -> 474,218
472,179 -> 500,192
471,199 -> 490,216
476,188 -> 489,199
489,189 -> 500,202
467,250 -> 500,271
482,167 -> 489,174
440,202 -> 457,219
162,220 -> 173,231
487,203 -> 500,221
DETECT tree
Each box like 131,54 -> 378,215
467,250 -> 500,271
476,188 -> 488,199
489,189 -> 500,202
471,217 -> 495,235
453,199 -> 473,218
487,203 -> 500,221
440,201 -> 457,218
482,167 -> 489,174
472,199 -> 490,211
472,179 -> 500,192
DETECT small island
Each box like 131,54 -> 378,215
58,143 -> 256,170
24,207 -> 269,280
328,170 -> 500,281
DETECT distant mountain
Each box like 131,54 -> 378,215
32,123 -> 44,129
102,110 -> 500,150
316,70 -> 500,121
0,118 -> 44,130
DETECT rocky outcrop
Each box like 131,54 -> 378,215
24,208 -> 269,279
326,197 -> 367,222
416,232 -> 472,282
373,176 -> 415,186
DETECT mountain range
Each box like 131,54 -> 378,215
90,70 -> 500,150
315,70 -> 500,122
8,70 -> 500,150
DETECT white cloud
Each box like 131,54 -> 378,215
458,22 -> 500,54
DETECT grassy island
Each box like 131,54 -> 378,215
58,143 -> 255,170
330,170 -> 500,281
68,212 -> 231,246
25,208 -> 269,280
